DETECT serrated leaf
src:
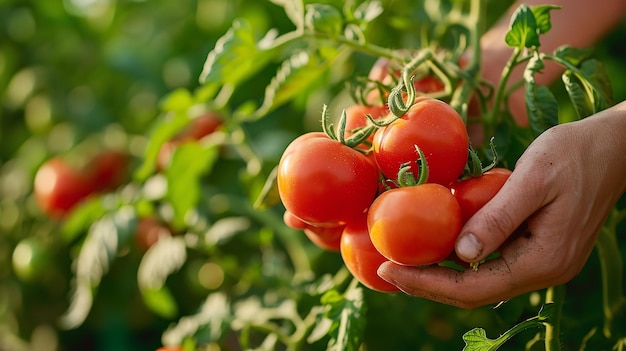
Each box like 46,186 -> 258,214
505,4 -> 540,49
462,328 -> 502,351
204,216 -> 251,246
162,293 -> 231,346
253,49 -> 336,119
199,19 -> 274,86
322,285 -> 366,351
562,71 -> 591,119
59,207 -> 137,329
165,142 -> 219,229
531,5 -> 561,34
138,235 -> 187,290
267,0 -> 304,30
137,235 -> 187,317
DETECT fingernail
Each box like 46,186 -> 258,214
456,233 -> 483,261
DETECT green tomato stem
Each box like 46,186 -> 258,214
595,207 -> 626,338
544,285 -> 565,351
482,46 -> 522,141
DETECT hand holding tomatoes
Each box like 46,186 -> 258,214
277,94 -> 476,291
377,102 -> 626,308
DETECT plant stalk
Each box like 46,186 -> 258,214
595,207 -> 626,338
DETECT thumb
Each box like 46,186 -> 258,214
454,168 -> 550,263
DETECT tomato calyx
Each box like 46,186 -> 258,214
395,145 -> 429,187
321,104 -> 378,150
463,137 -> 500,179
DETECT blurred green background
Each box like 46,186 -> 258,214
1,0 -> 626,350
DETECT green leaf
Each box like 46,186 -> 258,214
505,4 -> 540,49
351,0 -> 384,23
267,0 -> 305,30
199,19 -> 274,86
524,54 -> 558,137
554,45 -> 593,66
138,235 -> 187,317
252,166 -> 280,210
59,207 -> 137,329
562,71 -> 591,119
159,88 -> 195,112
575,59 -> 613,113
531,5 -> 561,34
252,48 -> 337,119
162,293 -> 231,346
134,112 -> 192,182
165,142 -> 219,229
322,285 -> 366,351
462,328 -> 503,351
61,195 -> 110,243
526,84 -> 558,137
305,4 -> 343,36
142,287 -> 178,318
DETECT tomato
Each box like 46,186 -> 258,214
12,238 -> 51,283
449,168 -> 512,223
283,210 -> 309,230
372,97 -> 469,185
85,150 -> 129,192
156,347 -> 183,351
34,157 -> 93,219
277,132 -> 379,227
303,225 -> 344,252
284,210 -> 343,251
135,216 -> 172,251
367,183 -> 462,266
343,104 -> 389,150
157,112 -> 223,170
340,216 -> 400,292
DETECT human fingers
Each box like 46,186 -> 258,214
454,145 -> 560,263
377,233 -> 551,309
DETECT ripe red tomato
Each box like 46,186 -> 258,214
284,210 -> 343,251
372,97 -> 469,185
85,150 -> 129,193
283,210 -> 308,230
450,168 -> 512,223
303,225 -> 344,252
367,183 -> 462,266
135,216 -> 172,251
277,132 -> 379,227
156,347 -> 183,351
157,112 -> 223,170
34,157 -> 93,219
344,104 -> 389,139
343,104 -> 389,151
340,216 -> 400,292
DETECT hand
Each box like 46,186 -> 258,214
377,102 -> 626,309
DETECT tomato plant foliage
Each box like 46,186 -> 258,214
1,0 -> 625,351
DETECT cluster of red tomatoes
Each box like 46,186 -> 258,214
34,150 -> 130,219
278,95 -> 511,293
32,112 -> 223,252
